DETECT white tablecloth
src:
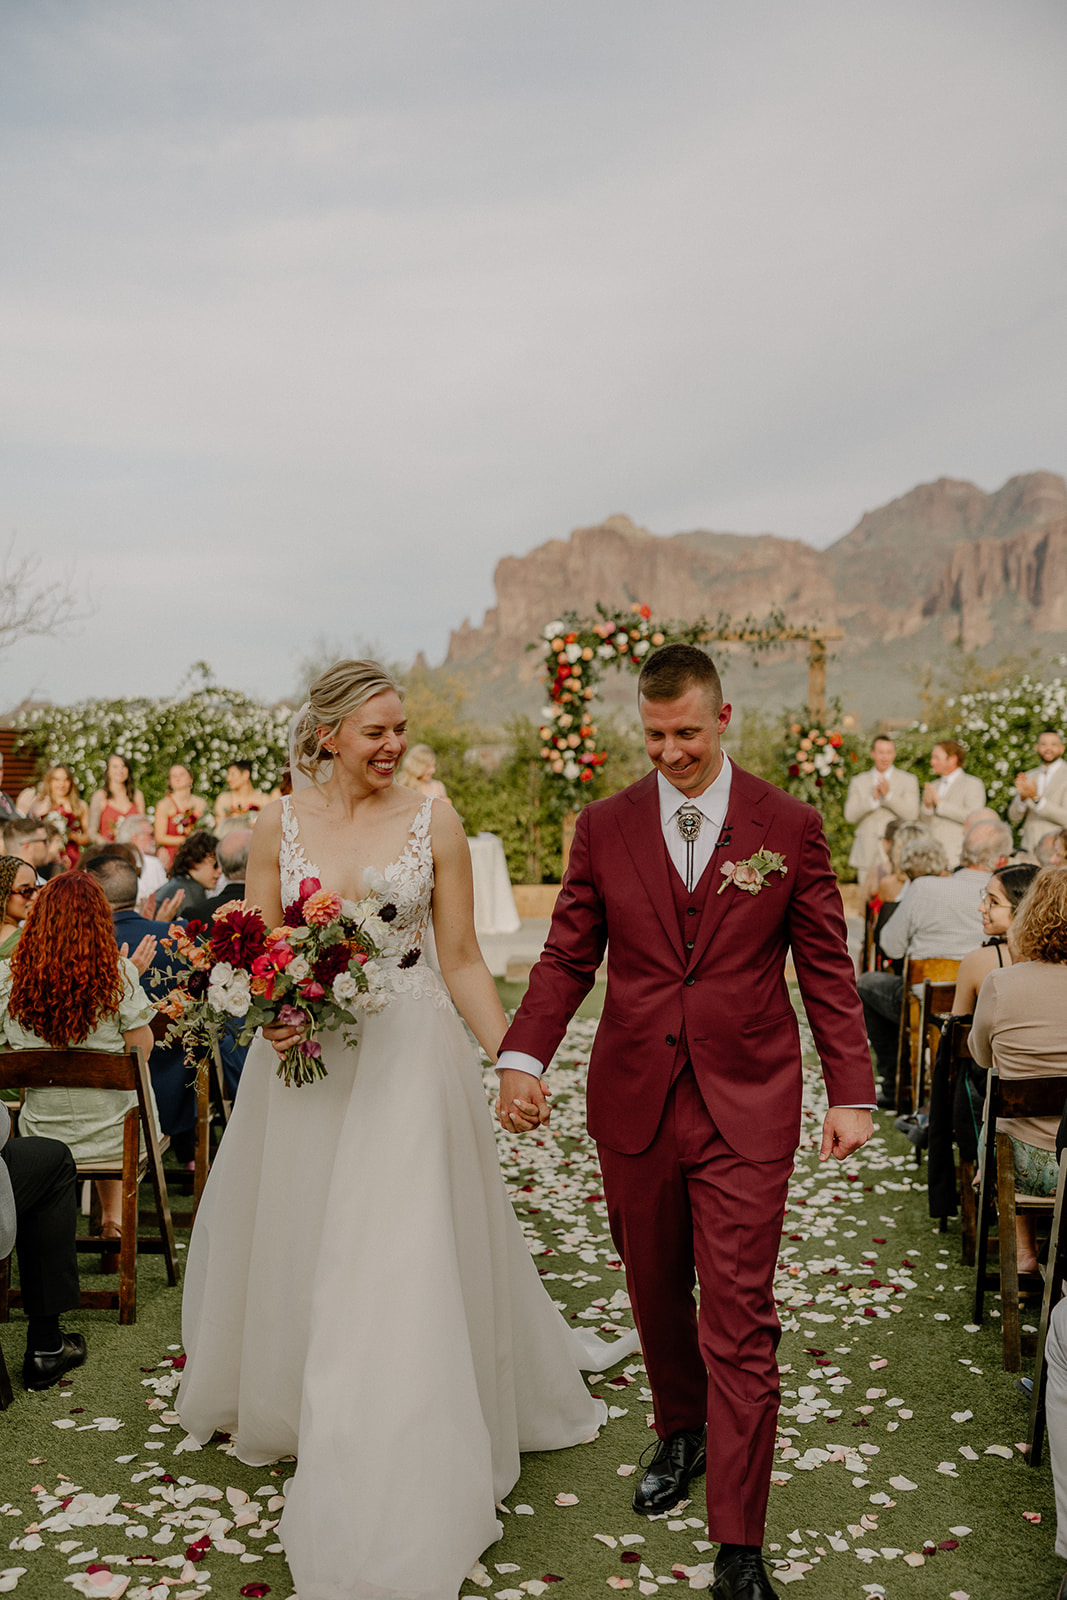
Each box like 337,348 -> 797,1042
468,833 -> 521,935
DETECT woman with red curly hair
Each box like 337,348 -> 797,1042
0,872 -> 158,1242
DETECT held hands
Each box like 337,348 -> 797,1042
819,1108 -> 873,1162
871,775 -> 889,801
921,782 -> 940,810
496,1068 -> 552,1134
1015,772 -> 1038,802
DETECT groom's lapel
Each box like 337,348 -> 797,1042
616,772 -> 685,962
688,768 -> 774,968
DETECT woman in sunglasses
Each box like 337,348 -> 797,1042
0,856 -> 39,958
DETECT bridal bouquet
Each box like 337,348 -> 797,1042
157,872 -> 403,1087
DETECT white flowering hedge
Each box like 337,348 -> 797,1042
893,672 -> 1067,815
14,671 -> 292,809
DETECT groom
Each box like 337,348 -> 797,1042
497,644 -> 875,1600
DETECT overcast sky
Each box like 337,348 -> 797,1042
2,0 -> 1064,708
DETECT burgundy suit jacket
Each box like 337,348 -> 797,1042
502,766 -> 875,1162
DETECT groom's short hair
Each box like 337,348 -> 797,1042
638,644 -> 723,709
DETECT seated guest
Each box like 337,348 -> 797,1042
0,854 -> 39,956
920,740 -> 987,868
3,817 -> 50,880
87,753 -> 147,844
1036,828 -> 1067,869
951,862 -> 1040,1014
1,1104 -> 85,1389
858,820 -> 1010,1108
40,820 -> 70,878
213,760 -> 268,824
969,867 -> 1067,1273
153,832 -> 220,921
22,765 -> 90,866
153,765 -> 209,868
206,828 -> 254,1096
210,828 -> 252,908
85,854 -> 196,1167
396,743 -> 450,801
0,872 -> 158,1248
0,751 -> 20,819
865,820 -> 932,908
114,814 -> 169,902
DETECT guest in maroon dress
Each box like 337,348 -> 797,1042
24,766 -> 89,867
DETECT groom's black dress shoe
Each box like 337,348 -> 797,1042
711,1548 -> 780,1599
631,1426 -> 706,1515
22,1334 -> 87,1391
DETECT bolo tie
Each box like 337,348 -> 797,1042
676,805 -> 704,892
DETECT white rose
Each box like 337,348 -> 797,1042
332,971 -> 359,1004
207,984 -> 229,1011
210,962 -> 235,986
222,974 -> 251,1016
288,956 -> 310,980
563,761 -> 580,781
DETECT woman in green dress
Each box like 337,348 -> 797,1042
0,871 -> 158,1241
0,854 -> 39,958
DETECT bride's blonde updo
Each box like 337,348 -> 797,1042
291,659 -> 404,782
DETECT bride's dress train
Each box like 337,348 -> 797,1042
178,798 -> 636,1600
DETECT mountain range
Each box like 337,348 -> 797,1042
440,471 -> 1067,728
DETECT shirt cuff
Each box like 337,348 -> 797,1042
495,1049 -> 547,1080
1036,796 -> 1047,812
830,1103 -> 878,1111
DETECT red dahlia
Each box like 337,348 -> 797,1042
208,908 -> 268,967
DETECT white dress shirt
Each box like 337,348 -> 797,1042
656,758 -> 733,889
1037,756 -> 1065,807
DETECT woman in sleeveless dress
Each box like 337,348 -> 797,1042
178,661 -> 629,1600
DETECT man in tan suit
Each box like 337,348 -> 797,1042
1009,730 -> 1067,856
843,735 -> 920,874
921,740 -> 985,868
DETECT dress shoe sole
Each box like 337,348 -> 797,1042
631,1452 -> 706,1516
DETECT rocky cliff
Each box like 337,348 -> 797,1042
443,472 -> 1067,724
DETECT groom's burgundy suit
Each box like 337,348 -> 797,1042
502,765 -> 874,1544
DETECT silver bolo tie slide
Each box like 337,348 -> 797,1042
676,805 -> 703,892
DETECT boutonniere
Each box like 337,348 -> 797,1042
717,849 -> 787,895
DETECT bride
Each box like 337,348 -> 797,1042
177,660 -> 632,1600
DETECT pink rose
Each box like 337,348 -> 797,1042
303,889 -> 343,927
732,863 -> 764,890
298,979 -> 326,1000
298,877 -> 322,900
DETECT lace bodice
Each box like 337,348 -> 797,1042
279,796 -> 450,1008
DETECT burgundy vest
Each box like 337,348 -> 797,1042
666,836 -> 716,1076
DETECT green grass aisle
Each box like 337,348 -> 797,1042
0,996 -> 1063,1598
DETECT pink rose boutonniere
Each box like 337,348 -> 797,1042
718,849 -> 787,896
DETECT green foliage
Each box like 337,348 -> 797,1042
14,665 -> 291,809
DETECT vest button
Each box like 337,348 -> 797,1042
685,939 -> 695,950
665,1034 -> 676,1047
686,906 -> 698,916
684,975 -> 696,987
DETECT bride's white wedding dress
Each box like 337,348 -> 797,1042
178,798 -> 621,1600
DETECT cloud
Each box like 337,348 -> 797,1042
0,0 -> 1064,705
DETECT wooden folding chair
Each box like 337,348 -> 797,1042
1027,1150 -> 1067,1466
917,979 -> 958,1120
894,958 -> 960,1116
972,1068 -> 1067,1370
0,1048 -> 179,1325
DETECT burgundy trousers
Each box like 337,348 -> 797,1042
598,1063 -> 794,1545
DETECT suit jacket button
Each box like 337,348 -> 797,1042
684,975 -> 696,986
665,1034 -> 676,1047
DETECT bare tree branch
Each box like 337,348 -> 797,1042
0,539 -> 93,654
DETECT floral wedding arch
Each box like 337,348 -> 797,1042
535,603 -> 841,799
